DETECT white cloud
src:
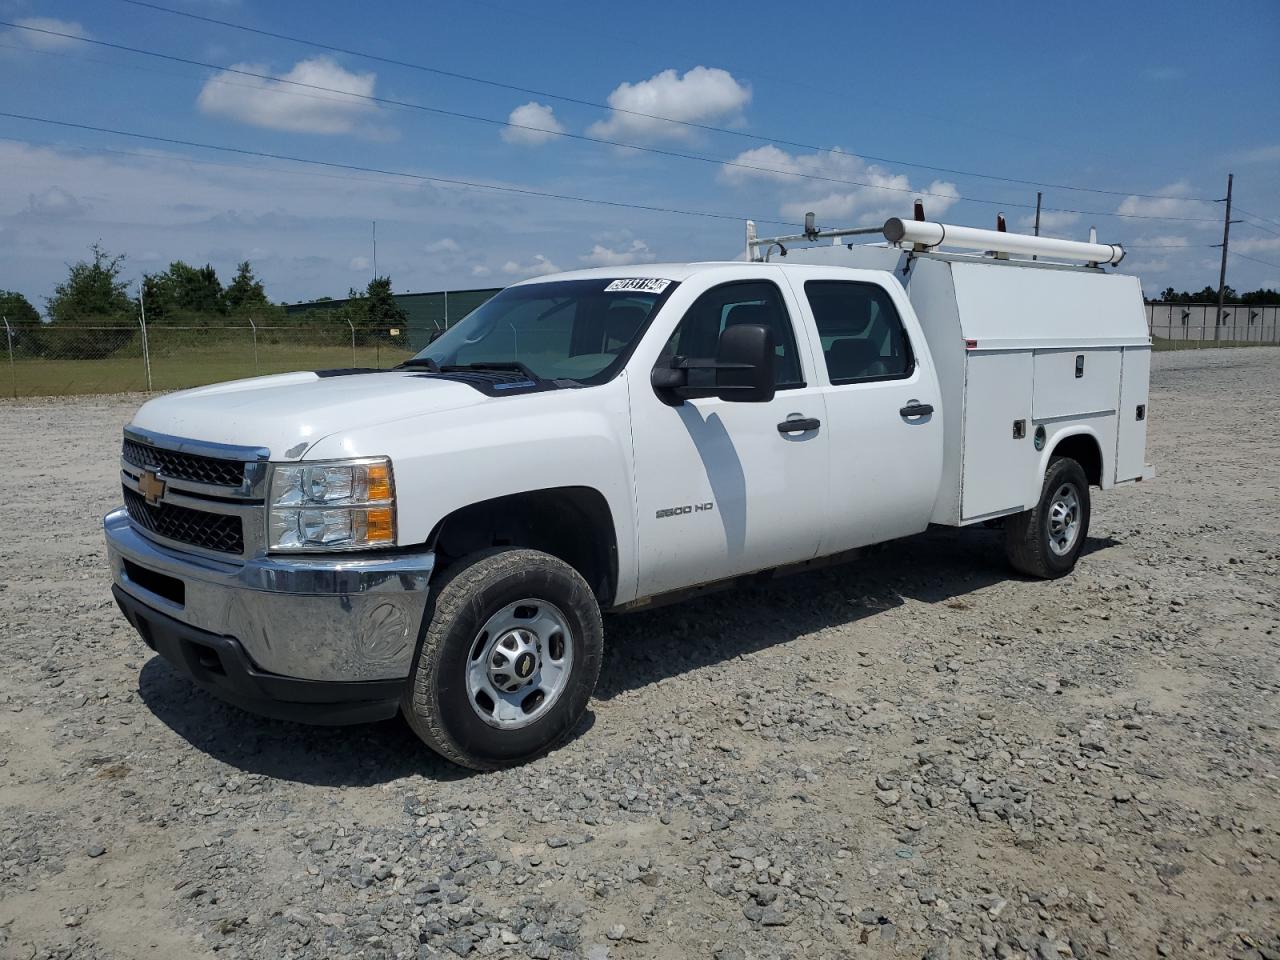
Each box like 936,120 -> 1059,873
1234,144 -> 1280,165
426,237 -> 461,253
589,67 -> 750,142
580,239 -> 651,266
722,146 -> 959,225
349,256 -> 370,271
1234,234 -> 1280,255
502,102 -> 565,146
471,265 -> 492,278
1115,181 -> 1213,224
0,141 -> 607,305
1129,233 -> 1191,248
9,17 -> 89,50
25,186 -> 86,219
502,255 -> 561,278
1017,210 -> 1080,233
197,57 -> 382,136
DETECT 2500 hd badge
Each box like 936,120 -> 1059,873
656,501 -> 715,519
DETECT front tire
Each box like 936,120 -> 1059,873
402,548 -> 603,770
1004,457 -> 1091,579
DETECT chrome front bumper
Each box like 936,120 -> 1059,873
104,508 -> 434,683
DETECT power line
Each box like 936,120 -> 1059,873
1229,250 -> 1280,271
0,133 -> 465,191
1,19 -> 1014,210
1234,206 -> 1280,231
112,0 -> 1226,205
0,110 -> 802,227
1235,215 -> 1280,239
2,19 -> 1227,225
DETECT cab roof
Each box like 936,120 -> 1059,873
507,261 -> 877,286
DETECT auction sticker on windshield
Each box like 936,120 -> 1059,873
604,278 -> 671,293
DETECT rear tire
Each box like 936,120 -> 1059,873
1004,457 -> 1091,579
402,548 -> 603,770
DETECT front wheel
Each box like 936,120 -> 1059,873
1004,457 -> 1091,579
402,548 -> 603,770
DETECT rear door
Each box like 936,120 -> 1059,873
788,273 -> 944,554
628,272 -> 829,598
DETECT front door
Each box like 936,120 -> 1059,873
629,275 -> 829,599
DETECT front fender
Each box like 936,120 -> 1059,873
303,375 -> 640,603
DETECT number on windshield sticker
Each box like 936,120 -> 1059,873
604,278 -> 671,294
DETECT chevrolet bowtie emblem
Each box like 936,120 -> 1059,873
138,470 -> 166,507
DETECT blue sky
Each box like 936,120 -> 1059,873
1,0 -> 1278,309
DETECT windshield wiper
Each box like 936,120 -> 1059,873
398,357 -> 441,372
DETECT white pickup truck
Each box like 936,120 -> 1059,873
105,218 -> 1151,769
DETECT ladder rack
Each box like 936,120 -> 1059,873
747,212 -> 1125,267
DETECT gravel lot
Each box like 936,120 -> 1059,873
1,348 -> 1277,960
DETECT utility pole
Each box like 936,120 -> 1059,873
1213,173 -> 1237,342
1032,191 -> 1042,260
372,220 -> 377,282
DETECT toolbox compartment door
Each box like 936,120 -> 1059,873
1031,347 -> 1122,421
1114,346 -> 1150,482
960,351 -> 1035,520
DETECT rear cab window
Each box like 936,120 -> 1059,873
803,280 -> 914,384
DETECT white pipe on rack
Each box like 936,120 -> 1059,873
883,218 -> 1125,265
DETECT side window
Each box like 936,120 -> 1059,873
659,280 -> 804,387
804,280 -> 913,384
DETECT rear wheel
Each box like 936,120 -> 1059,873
402,548 -> 603,770
1004,457 -> 1091,579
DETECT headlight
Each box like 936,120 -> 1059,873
267,457 -> 396,552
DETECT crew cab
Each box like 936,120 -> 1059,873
105,218 -> 1152,769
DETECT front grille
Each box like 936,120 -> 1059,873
122,439 -> 246,488
123,487 -> 244,555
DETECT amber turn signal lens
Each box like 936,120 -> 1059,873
366,462 -> 393,502
363,506 -> 395,543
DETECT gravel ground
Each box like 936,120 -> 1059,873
1,348 -> 1277,960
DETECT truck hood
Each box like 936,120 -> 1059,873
129,370 -> 487,458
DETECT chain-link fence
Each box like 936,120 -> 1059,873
8,299 -> 1280,398
1,316 -> 428,398
1146,302 -> 1280,348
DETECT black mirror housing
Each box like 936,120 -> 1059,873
715,322 -> 775,403
650,322 -> 776,404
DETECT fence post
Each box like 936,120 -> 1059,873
248,315 -> 259,374
346,318 -> 356,367
2,316 -> 15,399
444,290 -> 449,330
138,288 -> 154,391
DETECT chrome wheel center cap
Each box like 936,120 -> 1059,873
488,628 -> 540,693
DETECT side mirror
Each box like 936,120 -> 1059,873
649,322 -> 776,404
714,323 -> 775,402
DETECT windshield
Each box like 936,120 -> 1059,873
408,278 -> 678,384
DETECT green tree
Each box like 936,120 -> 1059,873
140,272 -> 172,323
142,261 -> 227,322
0,289 -> 40,325
225,261 -> 269,313
364,276 -> 407,325
46,242 -> 134,323
0,290 -> 43,356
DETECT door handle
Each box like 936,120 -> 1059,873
777,417 -> 821,434
899,402 -> 934,419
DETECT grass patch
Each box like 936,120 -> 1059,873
4,342 -> 416,397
